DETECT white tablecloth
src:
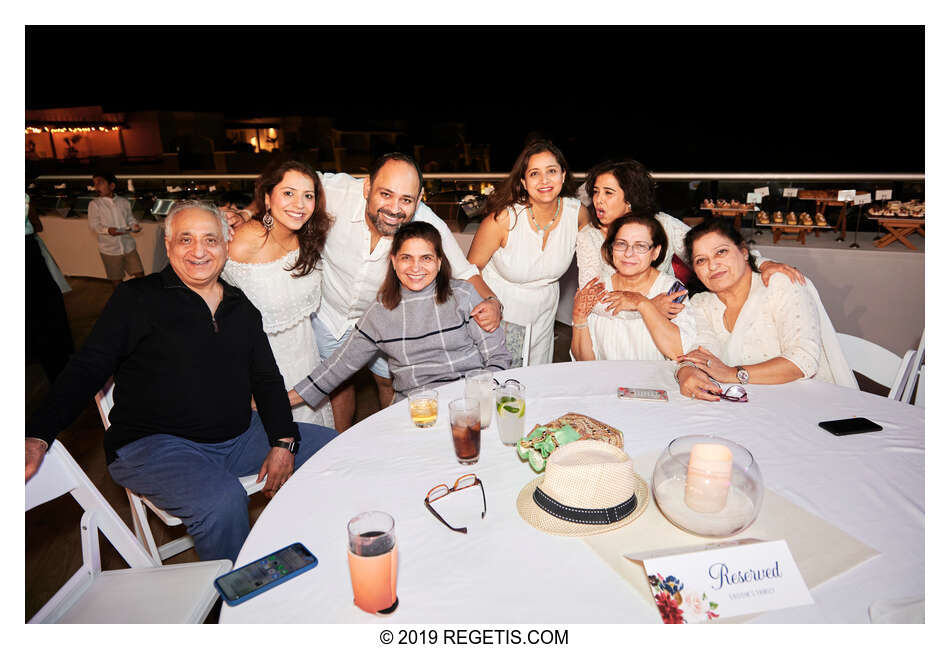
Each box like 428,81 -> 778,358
37,215 -> 167,279
220,360 -> 924,623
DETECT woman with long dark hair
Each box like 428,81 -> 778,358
288,221 -> 510,408
223,159 -> 335,427
466,139 -> 590,365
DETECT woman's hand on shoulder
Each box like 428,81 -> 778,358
759,261 -> 805,286
227,219 -> 268,263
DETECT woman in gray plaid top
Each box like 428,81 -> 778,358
289,222 -> 511,410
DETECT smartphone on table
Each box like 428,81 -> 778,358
818,417 -> 883,436
618,387 -> 669,402
214,542 -> 317,606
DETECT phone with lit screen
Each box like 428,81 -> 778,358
214,542 -> 317,606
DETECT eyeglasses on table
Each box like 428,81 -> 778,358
424,473 -> 486,534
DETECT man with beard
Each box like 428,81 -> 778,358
309,153 -> 503,429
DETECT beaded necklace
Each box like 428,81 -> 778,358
527,197 -> 562,233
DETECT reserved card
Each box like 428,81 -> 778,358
837,189 -> 857,202
875,189 -> 893,201
627,539 -> 813,623
754,186 -> 770,196
782,187 -> 799,197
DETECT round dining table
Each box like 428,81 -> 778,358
220,360 -> 924,624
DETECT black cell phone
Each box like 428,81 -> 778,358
667,280 -> 688,303
214,542 -> 317,606
818,417 -> 883,436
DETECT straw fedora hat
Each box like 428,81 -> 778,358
517,439 -> 649,536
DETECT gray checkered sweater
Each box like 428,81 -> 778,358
294,279 -> 511,406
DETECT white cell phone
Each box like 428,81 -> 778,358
618,387 -> 669,402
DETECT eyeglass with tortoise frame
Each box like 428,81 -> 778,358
424,474 -> 486,534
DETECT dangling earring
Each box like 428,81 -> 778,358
262,210 -> 274,230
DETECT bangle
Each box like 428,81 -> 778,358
673,361 -> 698,385
484,295 -> 504,314
572,321 -> 588,329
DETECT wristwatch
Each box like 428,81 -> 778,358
272,439 -> 299,455
736,366 -> 750,385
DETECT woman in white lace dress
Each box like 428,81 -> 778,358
466,140 -> 590,365
222,161 -> 335,428
673,219 -> 855,401
571,214 -> 694,361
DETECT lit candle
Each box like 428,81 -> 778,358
684,443 -> 733,513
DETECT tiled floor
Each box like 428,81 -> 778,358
24,277 -> 573,622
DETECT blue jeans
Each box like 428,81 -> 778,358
108,413 -> 337,562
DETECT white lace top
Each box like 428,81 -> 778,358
222,250 -> 335,427
223,250 -> 321,335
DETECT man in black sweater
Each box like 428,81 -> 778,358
25,201 -> 337,562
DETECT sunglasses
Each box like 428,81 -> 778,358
424,474 -> 486,534
709,379 -> 748,402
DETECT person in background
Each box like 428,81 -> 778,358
289,221 -> 510,409
25,192 -> 73,384
674,218 -> 855,400
572,214 -> 694,361
87,172 -> 144,289
223,161 -> 336,428
25,201 -> 337,562
466,139 -> 590,365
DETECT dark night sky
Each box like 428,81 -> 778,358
26,25 -> 924,172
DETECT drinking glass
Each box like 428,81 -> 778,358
346,511 -> 399,614
464,369 -> 494,429
494,382 -> 526,445
448,397 -> 481,465
407,388 -> 438,428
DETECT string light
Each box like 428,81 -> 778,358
24,125 -> 122,135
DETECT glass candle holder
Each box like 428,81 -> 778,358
652,435 -> 764,538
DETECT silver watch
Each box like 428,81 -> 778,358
736,366 -> 750,384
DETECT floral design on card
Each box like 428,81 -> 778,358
648,573 -> 720,624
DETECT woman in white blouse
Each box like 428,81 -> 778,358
674,219 -> 855,400
571,214 -> 694,361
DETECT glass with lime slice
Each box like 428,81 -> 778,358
494,382 -> 526,445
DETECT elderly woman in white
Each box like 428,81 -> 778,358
674,218 -> 855,400
571,214 -> 694,361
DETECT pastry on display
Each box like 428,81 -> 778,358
772,211 -> 784,224
868,199 -> 925,217
801,212 -> 813,226
786,212 -> 798,226
816,212 -> 827,226
756,211 -> 770,225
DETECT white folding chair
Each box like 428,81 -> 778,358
900,330 -> 925,406
837,333 -> 916,400
26,440 -> 231,623
501,320 -> 532,368
95,379 -> 264,564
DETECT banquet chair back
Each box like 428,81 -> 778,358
95,380 -> 264,564
502,320 -> 532,368
899,330 -> 924,406
836,333 -> 914,400
26,440 -> 231,623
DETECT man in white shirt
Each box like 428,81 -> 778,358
313,153 -> 503,429
87,173 -> 144,289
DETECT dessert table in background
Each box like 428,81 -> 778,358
220,360 -> 924,624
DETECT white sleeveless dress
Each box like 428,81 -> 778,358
222,250 -> 335,428
481,197 -> 580,365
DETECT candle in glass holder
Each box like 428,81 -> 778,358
684,443 -> 733,513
